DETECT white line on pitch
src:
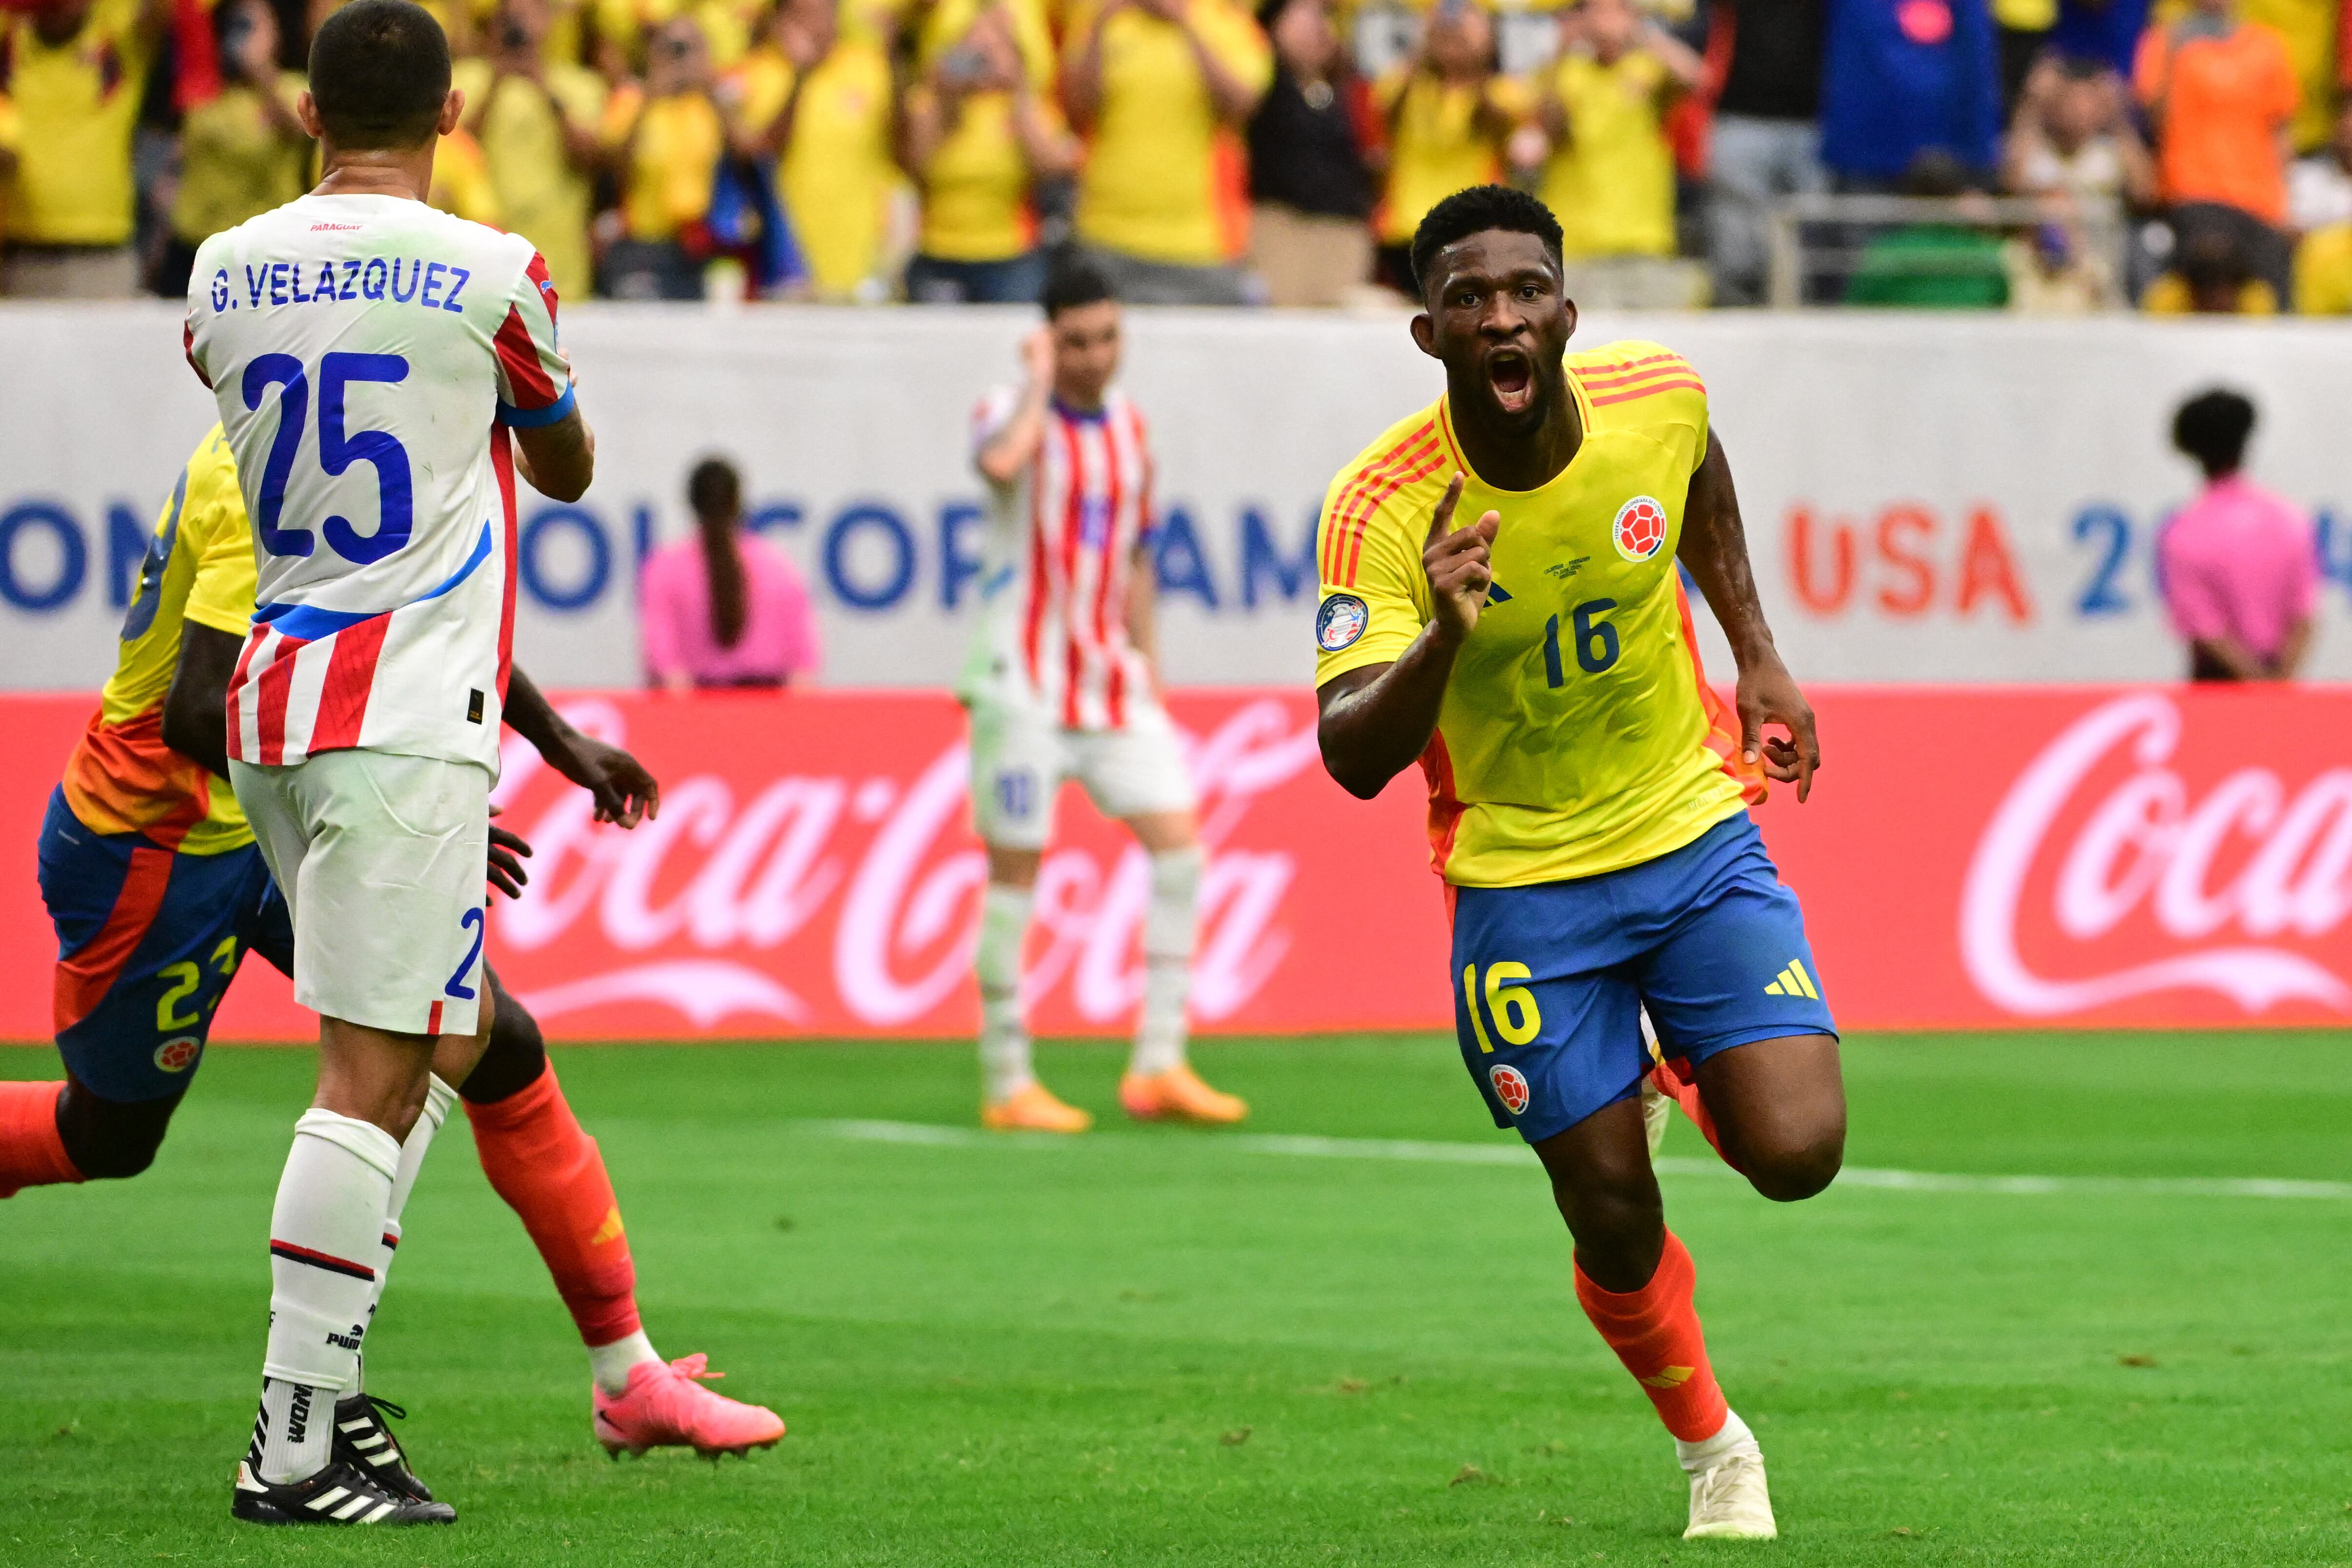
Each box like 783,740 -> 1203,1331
816,1120 -> 2352,1201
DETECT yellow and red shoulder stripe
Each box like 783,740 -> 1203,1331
1320,418 -> 1446,588
1575,351 -> 1706,409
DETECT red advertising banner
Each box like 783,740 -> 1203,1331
3,685 -> 2348,1042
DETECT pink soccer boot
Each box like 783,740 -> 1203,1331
592,1354 -> 785,1460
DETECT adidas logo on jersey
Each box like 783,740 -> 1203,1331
1763,960 -> 1819,1000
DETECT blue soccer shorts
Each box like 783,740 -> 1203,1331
1450,811 -> 1836,1146
35,787 -> 294,1103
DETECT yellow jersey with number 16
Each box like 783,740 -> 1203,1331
1312,340 -> 1749,890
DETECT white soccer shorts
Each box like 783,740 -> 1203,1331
966,699 -> 1198,851
229,750 -> 490,1037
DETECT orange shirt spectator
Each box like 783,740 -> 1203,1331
2133,3 -> 2297,223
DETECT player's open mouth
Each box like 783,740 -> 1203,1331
1486,351 -> 1535,414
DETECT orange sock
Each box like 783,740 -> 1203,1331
0,1081 -> 81,1197
1574,1230 -> 1730,1442
1648,1060 -> 1734,1169
464,1060 -> 641,1347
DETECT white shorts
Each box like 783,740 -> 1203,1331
967,699 -> 1197,851
229,751 -> 490,1037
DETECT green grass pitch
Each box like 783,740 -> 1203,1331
4,1032 -> 2351,1566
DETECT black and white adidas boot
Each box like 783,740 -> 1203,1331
230,1457 -> 456,1525
332,1393 -> 433,1502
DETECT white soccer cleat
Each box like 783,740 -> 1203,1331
1683,1443 -> 1777,1540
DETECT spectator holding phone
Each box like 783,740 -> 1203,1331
454,0 -> 610,300
156,0 -> 308,296
733,0 -> 901,301
2158,389 -> 2317,681
1530,0 -> 1703,262
1370,0 -> 1523,295
600,15 -> 728,298
2003,55 -> 2155,210
1063,0 -> 1273,304
901,0 -> 1076,303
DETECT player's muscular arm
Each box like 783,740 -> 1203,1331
977,328 -> 1055,486
1678,429 -> 1821,800
160,621 -> 245,780
1315,475 -> 1497,799
512,406 -> 596,503
501,665 -> 662,825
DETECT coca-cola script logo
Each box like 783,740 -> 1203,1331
488,699 -> 1325,1032
1959,691 -> 2352,1017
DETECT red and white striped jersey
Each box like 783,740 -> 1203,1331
959,386 -> 1157,731
182,192 -> 575,778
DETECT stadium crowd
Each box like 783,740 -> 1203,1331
2,0 -> 2351,309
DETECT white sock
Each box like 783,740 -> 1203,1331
589,1329 -> 662,1396
256,1377 -> 334,1486
355,1076 -> 455,1393
257,1109 -> 399,1483
1675,1407 -> 1755,1475
1127,847 -> 1201,1079
977,881 -> 1036,1103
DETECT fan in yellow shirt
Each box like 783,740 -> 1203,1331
2293,222 -> 2352,313
1371,2 -> 1527,292
901,0 -> 1075,301
0,0 -> 163,296
454,0 -> 610,299
1062,0 -> 1271,302
600,16 -> 727,297
159,0 -> 309,295
1531,0 -> 1701,260
732,0 -> 905,301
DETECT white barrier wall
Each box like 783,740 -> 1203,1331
4,303 -> 2350,689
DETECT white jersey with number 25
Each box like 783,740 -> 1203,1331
184,190 -> 575,779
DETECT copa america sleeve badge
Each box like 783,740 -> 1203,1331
1316,594 -> 1369,652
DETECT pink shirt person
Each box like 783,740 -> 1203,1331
2156,475 -> 2317,677
638,458 -> 821,688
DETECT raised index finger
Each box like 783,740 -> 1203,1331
1424,473 -> 1466,549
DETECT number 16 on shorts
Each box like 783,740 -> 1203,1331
1459,960 -> 1543,1122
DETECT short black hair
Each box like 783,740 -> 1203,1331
309,0 -> 450,150
1408,184 -> 1564,298
1041,253 -> 1116,318
2172,388 -> 2255,478
687,456 -> 742,519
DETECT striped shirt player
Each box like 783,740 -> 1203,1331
182,190 -> 573,1041
957,281 -> 1244,1135
959,383 -> 1194,838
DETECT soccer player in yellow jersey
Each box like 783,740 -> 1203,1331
1313,186 -> 1843,1542
0,426 -> 785,1503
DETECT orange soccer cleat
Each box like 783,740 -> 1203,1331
593,1354 -> 785,1460
1119,1065 -> 1248,1125
979,1082 -> 1094,1133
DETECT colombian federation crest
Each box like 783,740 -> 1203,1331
1488,1063 -> 1531,1116
1613,496 -> 1668,562
154,1037 -> 200,1073
1316,594 -> 1369,652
